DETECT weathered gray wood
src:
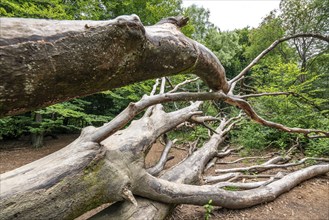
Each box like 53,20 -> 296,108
0,15 -> 228,117
91,116 -> 232,219
0,100 -> 201,219
134,164 -> 329,209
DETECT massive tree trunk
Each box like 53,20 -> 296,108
1,91 -> 328,220
0,15 -> 228,117
1,15 -> 328,220
0,98 -> 203,219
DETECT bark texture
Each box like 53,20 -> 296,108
0,100 -> 201,219
1,15 -> 328,220
0,15 -> 227,117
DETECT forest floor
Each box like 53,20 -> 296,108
0,134 -> 328,220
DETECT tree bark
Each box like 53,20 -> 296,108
31,112 -> 44,148
0,15 -> 228,117
0,101 -> 201,219
1,15 -> 329,220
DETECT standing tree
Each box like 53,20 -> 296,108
280,0 -> 329,72
0,14 -> 328,220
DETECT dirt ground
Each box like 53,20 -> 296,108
1,135 -> 328,220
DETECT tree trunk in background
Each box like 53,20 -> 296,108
31,112 -> 43,148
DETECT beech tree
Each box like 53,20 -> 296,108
0,15 -> 329,220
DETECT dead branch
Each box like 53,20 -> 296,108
216,157 -> 329,174
217,155 -> 274,164
238,92 -> 292,99
227,172 -> 286,182
188,138 -> 199,156
204,157 -> 218,171
150,78 -> 160,96
229,33 -> 329,88
205,156 -> 287,183
147,136 -> 173,176
204,172 -> 240,183
217,146 -> 243,158
135,164 -> 329,209
214,177 -> 277,189
224,94 -> 329,138
168,77 -> 200,93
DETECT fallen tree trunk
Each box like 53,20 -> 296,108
0,15 -> 228,117
90,112 -> 234,220
1,85 -> 328,220
0,100 -> 202,219
1,15 -> 329,220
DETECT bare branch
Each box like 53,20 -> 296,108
168,77 -> 200,93
214,177 -> 277,190
204,157 -> 218,171
188,138 -> 199,156
205,172 -> 285,184
216,157 -> 329,174
217,155 -> 274,164
91,90 -> 328,143
225,94 -> 329,138
159,77 -> 166,94
238,92 -> 292,99
190,115 -> 220,123
135,164 -> 329,209
90,92 -> 221,142
150,78 -> 160,96
206,156 -> 287,183
143,79 -> 161,117
147,136 -> 173,176
229,33 -> 329,87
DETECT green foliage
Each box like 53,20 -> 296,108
280,0 -> 329,70
0,116 -> 31,140
245,11 -> 287,61
182,4 -> 213,42
223,186 -> 239,191
232,4 -> 329,156
0,0 -> 71,19
67,0 -> 182,22
306,139 -> 329,157
231,120 -> 270,150
203,199 -> 214,220
205,29 -> 242,69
